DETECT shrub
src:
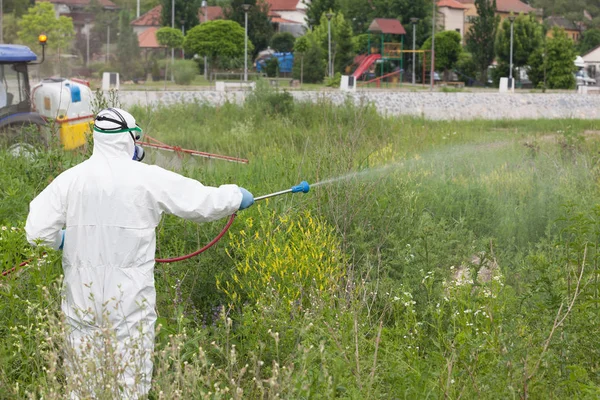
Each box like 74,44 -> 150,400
172,60 -> 198,85
265,57 -> 279,77
325,72 -> 341,87
245,79 -> 294,115
218,206 -> 345,311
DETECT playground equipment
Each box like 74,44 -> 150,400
351,18 -> 434,88
352,19 -> 406,84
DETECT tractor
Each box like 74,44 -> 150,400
0,35 -> 93,153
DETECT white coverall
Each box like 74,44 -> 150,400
25,130 -> 242,397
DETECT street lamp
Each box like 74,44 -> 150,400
84,19 -> 91,66
180,18 -> 185,59
201,0 -> 208,79
242,3 -> 251,82
106,15 -> 118,64
508,15 -> 516,91
326,12 -> 333,78
410,17 -> 419,85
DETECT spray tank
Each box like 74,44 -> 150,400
31,78 -> 94,149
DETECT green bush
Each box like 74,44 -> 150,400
172,60 -> 198,85
265,57 -> 279,77
325,72 -> 341,87
245,79 -> 294,115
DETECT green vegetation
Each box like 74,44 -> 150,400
422,30 -> 462,81
270,32 -> 296,53
2,93 -> 600,397
184,20 -> 252,71
466,0 -> 500,82
529,27 -> 578,90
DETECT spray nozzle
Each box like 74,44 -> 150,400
254,181 -> 311,201
291,181 -> 310,194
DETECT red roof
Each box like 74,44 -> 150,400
265,0 -> 299,11
131,5 -> 162,26
368,19 -> 406,35
437,0 -> 468,9
198,6 -> 223,22
495,0 -> 536,13
43,0 -> 117,7
137,27 -> 163,48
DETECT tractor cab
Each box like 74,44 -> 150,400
0,45 -> 44,128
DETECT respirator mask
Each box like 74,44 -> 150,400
94,108 -> 145,162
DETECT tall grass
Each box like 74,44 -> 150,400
1,88 -> 600,398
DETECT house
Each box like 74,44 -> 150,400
495,0 -> 541,23
545,16 -> 582,41
436,0 -> 468,38
264,0 -> 309,37
131,5 -> 162,36
132,4 -> 224,49
41,0 -> 119,36
582,45 -> 600,83
458,0 -> 541,37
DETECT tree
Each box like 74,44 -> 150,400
530,0 -> 599,29
421,30 -> 462,80
466,0 -> 499,82
306,0 -> 337,28
156,27 -> 184,83
270,32 -> 295,53
160,0 -> 200,31
116,10 -> 142,80
223,0 -> 273,56
17,2 -> 74,52
579,28 -> 600,55
184,20 -> 253,68
156,26 -> 184,49
528,27 -> 576,89
495,13 -> 543,82
294,35 -> 310,84
2,0 -> 35,16
293,37 -> 325,83
306,11 -> 355,75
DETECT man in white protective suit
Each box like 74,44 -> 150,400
25,108 -> 255,398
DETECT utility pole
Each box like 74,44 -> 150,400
430,0 -> 436,91
171,0 -> 175,82
242,4 -> 251,82
326,13 -> 333,78
410,18 -> 419,85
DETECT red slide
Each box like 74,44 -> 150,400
352,54 -> 381,79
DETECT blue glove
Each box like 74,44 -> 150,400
239,187 -> 254,210
58,229 -> 65,250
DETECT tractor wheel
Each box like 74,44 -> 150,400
0,122 -> 51,158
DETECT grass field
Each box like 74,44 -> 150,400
1,87 -> 600,398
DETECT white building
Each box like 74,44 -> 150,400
582,45 -> 600,84
436,0 -> 467,38
265,0 -> 310,37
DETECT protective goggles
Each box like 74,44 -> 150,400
94,109 -> 143,140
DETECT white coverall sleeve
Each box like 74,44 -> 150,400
25,179 -> 66,250
150,166 -> 243,223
